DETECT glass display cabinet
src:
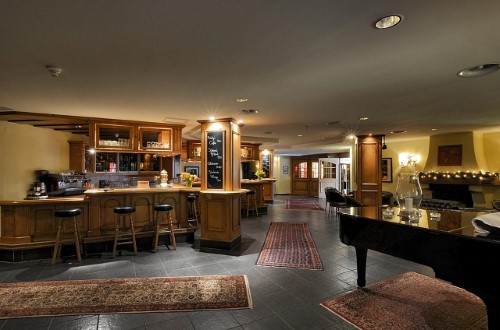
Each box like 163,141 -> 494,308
139,127 -> 172,151
95,124 -> 134,150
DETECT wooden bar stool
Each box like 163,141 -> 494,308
152,204 -> 176,252
52,208 -> 82,265
187,194 -> 199,228
112,206 -> 138,257
246,190 -> 259,216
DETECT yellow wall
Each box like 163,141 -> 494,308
0,122 -> 82,200
273,156 -> 291,194
381,137 -> 430,196
483,131 -> 500,172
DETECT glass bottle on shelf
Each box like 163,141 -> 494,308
396,165 -> 422,221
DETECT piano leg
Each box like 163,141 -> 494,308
481,296 -> 500,330
355,246 -> 367,287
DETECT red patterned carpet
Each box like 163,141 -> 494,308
0,275 -> 252,319
321,272 -> 487,330
284,199 -> 324,210
256,222 -> 323,270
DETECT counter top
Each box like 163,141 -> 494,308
241,179 -> 276,183
0,196 -> 88,205
83,185 -> 201,194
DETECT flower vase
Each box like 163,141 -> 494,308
257,176 -> 262,181
186,180 -> 192,188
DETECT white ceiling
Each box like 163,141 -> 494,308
1,1 -> 499,155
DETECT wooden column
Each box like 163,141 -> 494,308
355,135 -> 383,206
198,118 -> 246,250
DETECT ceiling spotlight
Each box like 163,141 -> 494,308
359,117 -> 369,121
297,134 -> 303,137
457,64 -> 500,77
236,98 -> 248,103
209,116 -> 215,121
375,15 -> 402,29
237,119 -> 243,124
390,130 -> 407,134
431,128 -> 438,131
46,65 -> 63,78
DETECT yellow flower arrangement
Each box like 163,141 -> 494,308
181,172 -> 197,186
255,169 -> 266,180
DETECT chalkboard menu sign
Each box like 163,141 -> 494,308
262,153 -> 270,178
206,131 -> 224,189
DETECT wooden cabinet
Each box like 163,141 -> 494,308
69,141 -> 92,174
241,144 -> 257,160
187,141 -> 202,160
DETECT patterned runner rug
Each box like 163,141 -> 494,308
321,272 -> 487,330
284,199 -> 324,210
0,275 -> 252,319
256,222 -> 323,270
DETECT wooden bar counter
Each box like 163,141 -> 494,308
241,179 -> 276,213
0,185 -> 198,261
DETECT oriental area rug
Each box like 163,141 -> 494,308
284,199 -> 324,211
0,275 -> 252,319
256,222 -> 323,270
321,272 -> 487,330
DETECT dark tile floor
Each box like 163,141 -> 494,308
0,196 -> 434,330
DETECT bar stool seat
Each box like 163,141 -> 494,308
152,204 -> 176,252
112,206 -> 138,257
52,208 -> 82,265
187,194 -> 199,228
246,190 -> 259,216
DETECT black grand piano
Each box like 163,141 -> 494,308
339,207 -> 499,329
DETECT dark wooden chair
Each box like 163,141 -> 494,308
325,188 -> 348,216
492,200 -> 500,211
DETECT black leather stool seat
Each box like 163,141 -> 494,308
187,194 -> 197,201
247,190 -> 256,195
55,208 -> 82,217
114,206 -> 136,214
153,204 -> 173,212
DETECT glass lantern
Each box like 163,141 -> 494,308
160,169 -> 168,187
396,166 -> 422,221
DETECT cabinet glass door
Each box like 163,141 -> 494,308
95,153 -> 118,173
139,127 -> 172,151
96,124 -> 134,149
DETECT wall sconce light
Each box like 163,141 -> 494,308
399,153 -> 420,167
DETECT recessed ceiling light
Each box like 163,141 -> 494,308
457,64 -> 500,77
237,119 -> 243,124
297,134 -> 303,137
264,131 -> 274,135
236,98 -> 248,103
431,128 -> 438,131
390,130 -> 407,134
375,15 -> 402,29
240,109 -> 259,115
359,117 -> 369,121
209,116 -> 215,121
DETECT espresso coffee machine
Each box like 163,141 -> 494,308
25,181 -> 48,199
36,171 -> 87,196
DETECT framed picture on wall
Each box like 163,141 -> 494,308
282,165 -> 289,175
184,166 -> 199,176
438,144 -> 462,166
382,158 -> 393,182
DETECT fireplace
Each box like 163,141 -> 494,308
427,184 -> 473,208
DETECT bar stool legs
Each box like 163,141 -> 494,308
187,194 -> 198,229
152,204 -> 176,252
52,208 -> 82,265
112,206 -> 137,257
246,190 -> 259,216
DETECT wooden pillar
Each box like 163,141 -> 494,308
355,135 -> 383,206
198,118 -> 246,250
